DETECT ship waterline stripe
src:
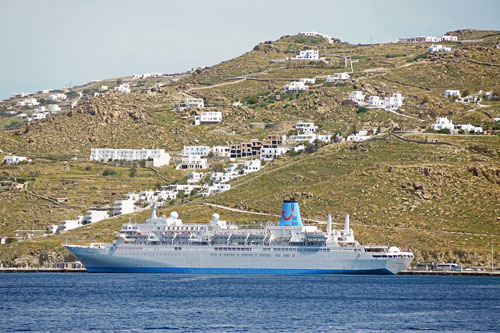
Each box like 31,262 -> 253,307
84,266 -> 393,275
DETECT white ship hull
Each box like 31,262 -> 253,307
65,244 -> 412,275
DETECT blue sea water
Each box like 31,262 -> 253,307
0,274 -> 499,332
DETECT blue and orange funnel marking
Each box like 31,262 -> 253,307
279,198 -> 302,226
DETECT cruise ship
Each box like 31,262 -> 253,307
65,199 -> 414,274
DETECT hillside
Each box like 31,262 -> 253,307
0,30 -> 499,268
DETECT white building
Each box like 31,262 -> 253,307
181,145 -> 210,157
113,200 -> 135,216
84,209 -> 109,224
299,78 -> 316,85
326,72 -> 350,83
493,118 -> 500,122
295,121 -> 318,133
202,184 -> 231,197
187,172 -> 204,184
2,155 -> 28,165
284,81 -> 309,94
441,35 -> 458,42
194,111 -> 222,126
346,131 -> 370,142
57,216 -> 84,232
101,85 -> 108,91
49,93 -> 67,102
176,155 -> 208,170
28,112 -> 47,122
367,96 -> 383,107
294,49 -> 319,61
185,98 -> 204,109
212,146 -> 231,158
299,31 -> 334,43
383,93 -> 404,110
260,147 -> 289,161
349,91 -> 365,102
114,83 -> 131,93
48,104 -> 61,113
456,124 -> 483,134
242,159 -> 261,175
427,44 -> 452,52
17,98 -> 39,108
396,36 -> 442,43
211,172 -> 238,183
444,90 -> 461,98
430,117 -> 454,131
90,148 -> 171,167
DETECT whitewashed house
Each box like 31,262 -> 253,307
2,155 -> 28,165
493,118 -> 500,122
260,147 -> 289,161
367,96 -> 383,107
185,98 -> 204,109
284,81 -> 309,94
441,35 -> 458,42
295,121 -> 318,134
427,44 -> 451,52
28,112 -> 47,122
202,184 -> 231,197
187,172 -> 204,184
114,83 -> 131,93
299,78 -> 316,85
101,85 -> 108,91
113,200 -> 135,216
444,90 -> 461,98
90,148 -> 171,167
194,111 -> 222,126
456,124 -> 483,134
176,156 -> 208,170
34,106 -> 46,113
48,104 -> 61,113
211,172 -> 238,183
84,209 -> 109,224
349,91 -> 365,103
181,145 -> 210,157
346,130 -> 370,142
49,93 -> 67,102
383,93 -> 404,110
242,159 -> 261,175
430,117 -> 454,131
57,216 -> 84,232
294,50 -> 319,61
326,72 -> 350,83
212,146 -> 230,158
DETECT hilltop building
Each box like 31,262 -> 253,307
326,72 -> 350,83
427,44 -> 451,52
294,49 -> 319,61
444,90 -> 461,98
176,156 -> 208,170
2,155 -> 28,165
194,111 -> 222,126
114,83 -> 131,93
284,81 -> 309,94
181,145 -> 210,157
430,117 -> 454,131
49,93 -> 67,102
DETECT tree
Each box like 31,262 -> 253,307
129,168 -> 137,178
356,107 -> 368,114
102,169 -> 117,176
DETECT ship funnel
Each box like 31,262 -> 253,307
327,213 -> 332,235
279,198 -> 302,226
344,213 -> 350,231
151,202 -> 157,219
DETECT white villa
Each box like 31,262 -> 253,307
90,148 -> 171,167
284,81 -> 309,94
28,112 -> 47,122
49,93 -> 67,102
57,216 -> 84,233
299,31 -> 334,43
242,159 -> 261,175
194,111 -> 222,126
181,145 -> 210,157
349,91 -> 366,103
294,49 -> 319,61
430,117 -> 454,131
295,121 -> 318,134
299,78 -> 316,85
444,90 -> 461,98
84,209 -> 109,224
17,98 -> 39,108
427,44 -> 452,52
326,72 -> 350,83
260,147 -> 289,161
2,155 -> 28,165
187,172 -> 204,184
101,85 -> 109,91
441,35 -> 458,42
212,146 -> 231,158
114,83 -> 131,93
396,36 -> 443,43
185,98 -> 204,109
48,104 -> 61,113
113,200 -> 135,216
346,130 -> 370,142
202,184 -> 231,197
384,93 -> 404,110
176,155 -> 208,170
456,124 -> 483,134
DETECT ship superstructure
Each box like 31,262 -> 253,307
65,199 -> 414,274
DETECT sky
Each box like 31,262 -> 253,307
0,0 -> 499,99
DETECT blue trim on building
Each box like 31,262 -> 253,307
85,266 -> 393,275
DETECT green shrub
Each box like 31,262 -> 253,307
356,107 -> 368,114
102,169 -> 117,176
439,128 -> 451,134
129,168 -> 137,178
412,53 -> 427,62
